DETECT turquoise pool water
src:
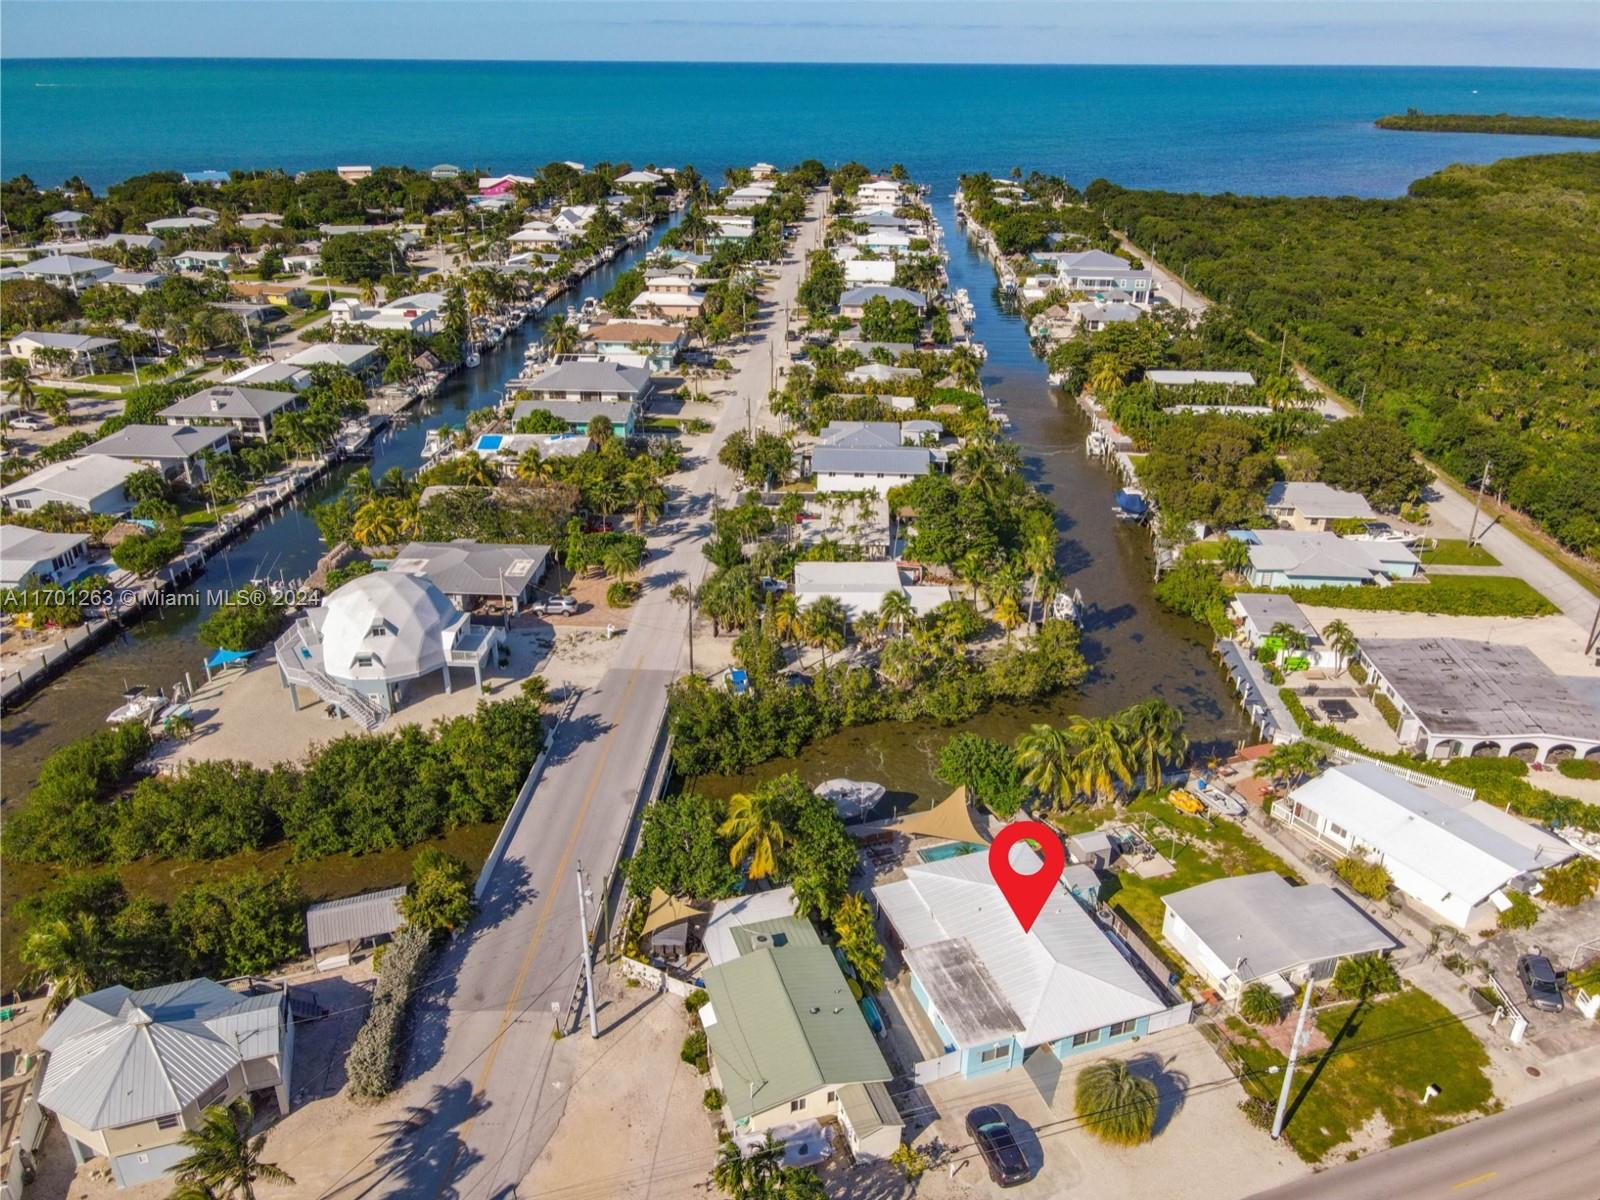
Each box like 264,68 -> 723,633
919,842 -> 985,863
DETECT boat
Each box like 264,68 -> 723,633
1112,489 -> 1150,522
815,779 -> 887,821
1051,588 -> 1085,625
107,686 -> 166,725
1187,776 -> 1246,818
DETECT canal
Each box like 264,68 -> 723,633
692,192 -> 1248,808
0,226 -> 671,797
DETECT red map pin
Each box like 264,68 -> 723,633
988,820 -> 1067,933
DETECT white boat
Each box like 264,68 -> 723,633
1187,777 -> 1245,818
815,779 -> 887,821
107,686 -> 165,725
465,351 -> 481,368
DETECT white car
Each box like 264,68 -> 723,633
7,415 -> 46,431
541,595 -> 579,616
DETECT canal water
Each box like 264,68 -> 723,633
692,194 -> 1248,808
0,230 -> 670,797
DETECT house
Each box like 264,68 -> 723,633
629,290 -> 705,321
225,360 -> 313,390
0,456 -> 142,516
511,398 -> 635,436
337,165 -> 373,183
874,844 -> 1179,1080
1228,592 -> 1336,671
469,430 -> 591,468
1265,482 -> 1379,531
172,249 -> 236,273
477,173 -> 536,195
844,258 -> 898,285
750,162 -> 779,181
1030,304 -> 1076,341
1038,249 -> 1153,304
36,978 -> 293,1187
429,163 -> 462,180
389,539 -> 551,613
47,209 -> 89,232
1279,762 -> 1576,929
0,526 -> 91,589
231,280 -> 311,307
553,205 -> 598,234
699,889 -> 902,1159
1230,529 -> 1421,589
7,331 -> 119,373
838,286 -> 925,320
725,184 -> 776,210
1162,873 -> 1398,1003
102,269 -> 168,294
285,342 -> 381,375
145,216 -> 214,233
615,169 -> 665,187
183,169 -> 230,185
18,253 -> 115,292
1070,298 -> 1143,331
237,212 -> 284,229
213,300 -> 280,328
509,225 -> 568,248
1358,638 -> 1600,766
516,359 -> 652,404
792,493 -> 892,559
330,292 -> 441,334
79,424 -> 232,485
158,385 -> 305,442
793,560 -> 949,621
709,215 -> 756,244
275,571 -> 500,721
812,445 -> 932,496
582,321 -> 685,371
855,229 -> 913,254
1146,369 -> 1257,390
856,179 -> 903,207
306,887 -> 406,970
282,251 -> 321,274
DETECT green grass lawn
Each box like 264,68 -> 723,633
1222,988 -> 1496,1163
1271,574 -> 1555,617
78,371 -> 138,387
1418,538 -> 1501,567
1183,541 -> 1225,561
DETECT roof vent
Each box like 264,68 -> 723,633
126,1006 -> 154,1026
809,1006 -> 820,1015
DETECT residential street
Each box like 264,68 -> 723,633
1248,1076 -> 1600,1200
320,195 -> 822,1200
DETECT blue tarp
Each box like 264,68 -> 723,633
1114,490 -> 1149,515
205,648 -> 256,669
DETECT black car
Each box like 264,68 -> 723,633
965,1105 -> 1033,1188
1518,954 -> 1564,1013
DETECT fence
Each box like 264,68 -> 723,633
618,955 -> 700,998
1311,740 -> 1476,800
472,689 -> 578,902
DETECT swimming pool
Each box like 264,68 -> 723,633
918,842 -> 984,863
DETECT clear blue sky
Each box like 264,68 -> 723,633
2,1 -> 1597,67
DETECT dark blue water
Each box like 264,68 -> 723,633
5,60 -> 1598,195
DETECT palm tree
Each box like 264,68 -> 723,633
1332,954 -> 1399,1001
1321,618 -> 1358,676
1119,699 -> 1188,793
169,1099 -> 293,1200
993,592 -> 1024,640
1239,983 -> 1283,1026
1269,621 -> 1309,659
1253,741 -> 1324,792
1015,723 -> 1076,810
1066,714 -> 1134,806
877,589 -> 914,639
544,316 -> 580,357
1074,1059 -> 1159,1147
771,592 -> 802,644
801,595 -> 847,667
602,540 -> 643,582
720,789 -> 792,880
712,1133 -> 782,1200
4,358 -> 38,412
626,466 -> 667,532
455,452 -> 495,488
1088,353 -> 1125,398
1219,536 -> 1250,574
22,913 -> 109,1016
351,498 -> 401,547
1021,526 -> 1056,623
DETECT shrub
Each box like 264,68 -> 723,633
1538,858 -> 1600,907
889,1142 -> 931,1181
1239,983 -> 1283,1026
1332,954 -> 1400,999
400,847 -> 476,935
1346,659 -> 1369,685
110,527 -> 184,576
680,1029 -> 709,1073
1371,691 -> 1401,732
1334,853 -> 1392,901
1558,759 -> 1600,781
1496,890 -> 1538,930
684,988 -> 709,1017
702,1087 -> 725,1112
1270,576 -> 1557,618
1074,1059 -> 1159,1147
606,580 -> 640,607
346,923 -> 436,1100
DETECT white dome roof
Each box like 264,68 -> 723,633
318,571 -> 462,685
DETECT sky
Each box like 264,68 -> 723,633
2,0 -> 1597,67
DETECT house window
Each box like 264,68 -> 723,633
789,1097 -> 807,1113
353,654 -> 375,667
826,1091 -> 837,1103
155,1114 -> 181,1130
368,621 -> 388,637
1108,1019 -> 1138,1037
978,1044 -> 1009,1064
1328,823 -> 1347,840
12,499 -> 31,510
1071,1029 -> 1099,1047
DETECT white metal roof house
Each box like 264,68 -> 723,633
1275,762 -> 1576,930
145,215 -> 214,233
1230,529 -> 1421,589
1161,873 -> 1398,1002
1228,592 -> 1336,671
812,444 -> 932,496
80,424 -> 232,485
36,978 -> 294,1187
873,845 -> 1179,1081
389,539 -> 551,613
516,359 -> 652,404
0,525 -> 91,589
171,249 -> 237,273
838,286 -> 926,319
0,455 -> 143,516
7,331 -> 120,372
843,362 -> 921,387
1265,481 -> 1379,531
18,253 -> 115,292
285,342 -> 381,374
1358,637 -> 1600,766
1069,297 -> 1143,331
843,258 -> 898,285
794,560 -> 909,623
158,385 -> 304,441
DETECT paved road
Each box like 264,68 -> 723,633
322,195 -> 821,1200
1248,1077 -> 1600,1200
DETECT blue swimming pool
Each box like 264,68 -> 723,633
918,842 -> 984,863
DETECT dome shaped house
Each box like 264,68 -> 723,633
274,571 -> 500,726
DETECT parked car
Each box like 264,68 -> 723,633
540,595 -> 578,616
965,1106 -> 1033,1188
759,576 -> 787,594
1518,954 -> 1564,1013
7,415 -> 46,431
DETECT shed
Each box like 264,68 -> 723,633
305,886 -> 406,968
640,888 -> 709,961
1066,830 -> 1117,870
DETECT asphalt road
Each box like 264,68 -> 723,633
326,195 -> 820,1200
1248,1077 -> 1600,1200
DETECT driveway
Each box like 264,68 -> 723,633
1474,895 -> 1600,1058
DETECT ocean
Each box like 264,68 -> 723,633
4,60 -> 1599,195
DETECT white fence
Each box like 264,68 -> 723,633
912,1051 -> 963,1086
619,955 -> 699,998
1146,1001 -> 1195,1034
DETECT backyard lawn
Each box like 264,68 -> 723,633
1220,988 -> 1497,1163
1418,538 -> 1501,567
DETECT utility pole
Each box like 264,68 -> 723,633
1467,458 -> 1493,546
1272,980 -> 1316,1140
1278,327 -> 1288,375
575,861 -> 599,1038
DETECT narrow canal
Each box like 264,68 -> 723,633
693,192 -> 1248,808
0,227 -> 671,796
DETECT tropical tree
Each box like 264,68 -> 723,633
1321,618 -> 1358,676
993,592 -> 1024,640
1118,699 -> 1188,792
400,848 -> 476,936
712,1134 -> 782,1200
1015,722 -> 1076,809
602,539 -> 643,582
832,893 -> 884,993
877,589 -> 915,640
22,913 -> 110,1016
3,357 -> 37,412
544,315 -> 581,357
1218,536 -> 1250,574
801,595 -> 847,666
169,1099 -> 292,1200
1074,1059 -> 1159,1147
1066,714 -> 1135,805
1239,983 -> 1283,1026
1332,954 -> 1400,1001
1269,621 -> 1309,657
1253,741 -> 1324,792
720,785 -> 794,879
770,592 -> 802,644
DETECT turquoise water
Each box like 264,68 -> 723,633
4,60 -> 1598,194
919,842 -> 984,863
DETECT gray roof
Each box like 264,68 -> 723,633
160,385 -> 302,421
389,539 -> 550,598
903,938 -> 1023,1044
286,343 -> 380,369
37,979 -> 283,1131
82,424 -> 231,461
0,454 -> 142,504
1361,637 -> 1600,742
840,285 -> 926,308
812,445 -> 931,477
1,525 -> 88,571
1164,873 -> 1397,984
820,421 -> 901,450
1074,300 -> 1143,324
836,1081 -> 902,1140
512,398 -> 635,428
1232,592 -> 1316,639
103,270 -> 167,288
1266,481 -> 1377,521
1240,530 -> 1417,580
21,254 -> 113,276
10,331 -> 117,352
521,359 -> 652,397
305,886 -> 406,950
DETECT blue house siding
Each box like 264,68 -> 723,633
1050,1014 -> 1151,1061
961,1037 -> 1021,1078
909,971 -> 957,1053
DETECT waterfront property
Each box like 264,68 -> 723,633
158,384 -> 305,442
792,560 -> 950,623
1070,297 -> 1143,331
511,398 -> 637,436
819,419 -> 943,450
843,258 -> 898,285
305,886 -> 406,970
1161,873 -> 1398,1003
1357,637 -> 1600,765
225,360 -> 313,390
146,215 -> 214,233
79,424 -> 232,485
388,538 -> 551,613
331,292 -> 442,334
515,359 -> 653,405
628,289 -> 705,322
1032,248 -> 1153,303
7,330 -> 119,373
36,978 -> 294,1187
873,846 -> 1181,1080
0,454 -> 143,515
285,342 -> 382,375
1229,592 -> 1335,671
1230,529 -> 1421,588
1265,481 -> 1379,532
812,444 -> 933,495
838,286 -> 926,320
698,888 -> 903,1159
1275,761 -> 1576,930
0,525 -> 91,588
581,320 -> 684,370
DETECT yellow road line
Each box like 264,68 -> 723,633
1451,1172 -> 1497,1190
438,661 -> 644,1192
